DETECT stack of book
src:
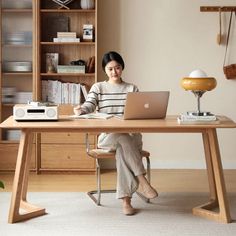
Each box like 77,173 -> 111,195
53,32 -> 80,42
41,80 -> 88,105
177,113 -> 218,124
57,65 -> 85,73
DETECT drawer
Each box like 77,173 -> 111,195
41,144 -> 95,169
0,143 -> 36,170
40,133 -> 95,144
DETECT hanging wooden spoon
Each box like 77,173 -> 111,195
217,7 -> 222,45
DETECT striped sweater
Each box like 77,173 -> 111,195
81,80 -> 138,115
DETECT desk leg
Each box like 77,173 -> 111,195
192,129 -> 231,223
202,131 -> 217,200
8,130 -> 46,223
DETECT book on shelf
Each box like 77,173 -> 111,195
86,56 -> 95,73
41,80 -> 81,105
53,38 -> 80,42
57,65 -> 85,73
57,32 -> 77,38
81,84 -> 88,100
42,16 -> 69,41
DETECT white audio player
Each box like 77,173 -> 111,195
13,104 -> 58,121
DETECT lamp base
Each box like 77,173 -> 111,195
187,111 -> 214,116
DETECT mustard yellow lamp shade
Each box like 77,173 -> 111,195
181,69 -> 217,91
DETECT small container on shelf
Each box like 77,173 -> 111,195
15,92 -> 33,104
6,130 -> 21,141
2,0 -> 32,9
46,53 -> 59,73
4,31 -> 32,45
3,61 -> 32,72
80,0 -> 95,9
83,24 -> 94,42
2,87 -> 16,104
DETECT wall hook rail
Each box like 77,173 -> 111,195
200,6 -> 236,12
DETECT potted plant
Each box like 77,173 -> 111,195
0,180 -> 4,189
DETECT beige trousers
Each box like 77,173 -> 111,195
98,133 -> 146,199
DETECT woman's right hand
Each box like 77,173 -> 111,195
73,105 -> 82,116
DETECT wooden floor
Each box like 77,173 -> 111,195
1,169 -> 236,193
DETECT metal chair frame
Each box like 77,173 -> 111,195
85,133 -> 151,205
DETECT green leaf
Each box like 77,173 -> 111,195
0,181 -> 4,189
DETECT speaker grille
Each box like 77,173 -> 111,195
15,108 -> 25,118
46,108 -> 56,118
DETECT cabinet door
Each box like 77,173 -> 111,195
41,144 -> 95,170
0,143 -> 36,170
0,0 -> 33,142
41,132 -> 95,144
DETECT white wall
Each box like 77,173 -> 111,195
98,0 -> 236,169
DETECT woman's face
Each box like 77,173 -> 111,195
105,60 -> 123,83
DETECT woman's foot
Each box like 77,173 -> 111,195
137,175 -> 158,199
137,184 -> 158,199
122,197 -> 136,216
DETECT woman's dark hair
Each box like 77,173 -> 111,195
102,51 -> 125,72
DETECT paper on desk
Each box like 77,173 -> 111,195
70,112 -> 113,119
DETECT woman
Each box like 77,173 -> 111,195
74,51 -> 158,215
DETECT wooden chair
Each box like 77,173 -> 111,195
85,133 -> 151,205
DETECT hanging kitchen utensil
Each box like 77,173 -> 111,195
223,11 -> 236,79
217,7 -> 222,45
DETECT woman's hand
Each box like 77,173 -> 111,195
73,105 -> 82,116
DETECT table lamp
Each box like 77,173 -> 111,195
181,69 -> 217,116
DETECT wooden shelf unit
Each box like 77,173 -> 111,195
33,0 -> 97,173
0,0 -> 97,172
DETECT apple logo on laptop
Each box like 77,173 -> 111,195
144,103 -> 149,109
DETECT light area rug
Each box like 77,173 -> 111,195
0,192 -> 236,236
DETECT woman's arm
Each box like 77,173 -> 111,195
74,83 -> 99,114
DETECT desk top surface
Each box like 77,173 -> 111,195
0,115 -> 236,133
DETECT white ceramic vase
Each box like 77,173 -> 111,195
80,0 -> 95,9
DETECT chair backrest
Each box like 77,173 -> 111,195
58,104 -> 74,115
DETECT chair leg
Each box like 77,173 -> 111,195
87,159 -> 116,206
146,156 -> 151,203
87,159 -> 101,205
146,156 -> 151,183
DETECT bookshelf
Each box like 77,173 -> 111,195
0,0 -> 97,172
33,0 -> 97,172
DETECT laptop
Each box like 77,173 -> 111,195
121,91 -> 170,120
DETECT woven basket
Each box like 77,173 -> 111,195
223,64 -> 236,79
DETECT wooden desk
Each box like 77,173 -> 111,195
1,115 -> 236,223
